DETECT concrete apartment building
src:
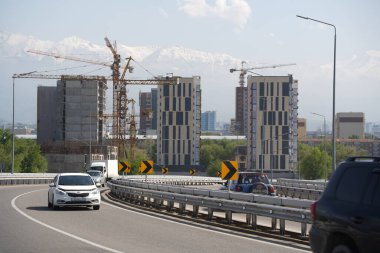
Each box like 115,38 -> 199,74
235,86 -> 248,135
246,75 -> 298,175
201,111 -> 216,131
335,112 -> 365,139
37,78 -> 108,172
139,88 -> 158,135
156,76 -> 201,168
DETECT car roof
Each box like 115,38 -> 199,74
58,173 -> 90,176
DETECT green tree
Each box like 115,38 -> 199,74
0,129 -> 48,173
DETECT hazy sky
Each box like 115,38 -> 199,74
1,0 -> 379,131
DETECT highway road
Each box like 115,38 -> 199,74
0,185 -> 311,253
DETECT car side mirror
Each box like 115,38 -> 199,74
95,182 -> 101,188
49,183 -> 55,187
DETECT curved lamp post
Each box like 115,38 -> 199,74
297,15 -> 337,172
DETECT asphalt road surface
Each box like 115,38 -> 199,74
0,185 -> 311,253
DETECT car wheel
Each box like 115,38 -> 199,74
52,196 -> 59,210
48,194 -> 52,208
331,244 -> 355,253
93,205 -> 100,210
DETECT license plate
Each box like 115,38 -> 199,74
71,197 -> 86,202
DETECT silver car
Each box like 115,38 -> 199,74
48,173 -> 101,210
87,170 -> 106,187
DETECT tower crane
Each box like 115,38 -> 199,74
25,38 -> 176,162
230,61 -> 296,87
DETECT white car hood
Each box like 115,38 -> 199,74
58,185 -> 96,191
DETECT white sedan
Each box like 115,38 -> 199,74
48,173 -> 101,210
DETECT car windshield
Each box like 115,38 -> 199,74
88,171 -> 101,177
238,174 -> 270,184
58,175 -> 94,186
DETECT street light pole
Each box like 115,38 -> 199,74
311,112 -> 328,183
297,15 -> 337,172
12,78 -> 15,174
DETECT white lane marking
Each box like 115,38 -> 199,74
11,189 -> 123,253
103,202 -> 311,252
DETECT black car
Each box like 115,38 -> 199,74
309,157 -> 380,253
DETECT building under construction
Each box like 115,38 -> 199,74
37,77 -> 113,172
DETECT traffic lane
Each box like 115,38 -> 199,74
0,185 -> 109,253
17,187 -> 311,253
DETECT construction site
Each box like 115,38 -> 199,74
14,37 -> 202,173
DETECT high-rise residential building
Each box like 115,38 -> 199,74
156,76 -> 201,167
139,88 -> 158,135
56,79 -> 106,142
298,118 -> 307,140
246,75 -> 298,173
201,111 -> 216,131
335,112 -> 365,139
37,78 -> 107,145
235,86 -> 248,135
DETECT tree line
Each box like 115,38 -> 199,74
0,129 -> 47,173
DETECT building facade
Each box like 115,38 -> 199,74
56,79 -> 106,142
156,76 -> 201,167
235,86 -> 248,135
139,88 -> 158,135
37,86 -> 57,145
201,111 -> 216,131
298,118 -> 307,140
246,75 -> 298,173
335,112 -> 365,139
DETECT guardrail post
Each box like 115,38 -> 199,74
179,203 -> 186,214
167,201 -> 174,212
246,213 -> 251,225
192,205 -> 199,217
279,219 -> 285,235
271,218 -> 277,230
251,214 -> 257,230
301,222 -> 307,237
225,211 -> 232,224
207,208 -> 213,220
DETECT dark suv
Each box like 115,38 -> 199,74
221,171 -> 276,195
309,157 -> 380,253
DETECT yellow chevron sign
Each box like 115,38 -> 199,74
189,169 -> 196,176
139,160 -> 153,174
162,167 -> 168,175
221,160 -> 238,180
118,161 -> 131,173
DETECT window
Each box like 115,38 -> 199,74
188,83 -> 192,97
185,154 -> 190,165
278,112 -> 282,125
260,82 -> 264,96
177,84 -> 181,96
185,97 -> 191,111
162,112 -> 166,125
185,112 -> 188,125
169,112 -> 173,125
187,126 -> 190,139
275,97 -> 279,111
282,97 -> 285,110
163,85 -> 169,96
173,97 -> 176,111
282,82 -> 289,96
165,97 -> 169,111
270,82 -> 274,96
282,140 -> 289,154
284,111 -> 288,125
173,126 -> 176,140
336,166 -> 371,203
176,112 -> 183,125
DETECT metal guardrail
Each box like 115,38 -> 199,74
274,178 -> 325,200
108,177 -> 312,237
277,178 -> 327,190
118,175 -> 225,185
0,173 -> 56,185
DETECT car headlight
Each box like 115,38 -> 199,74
91,188 -> 100,195
95,178 -> 100,182
55,188 -> 66,196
